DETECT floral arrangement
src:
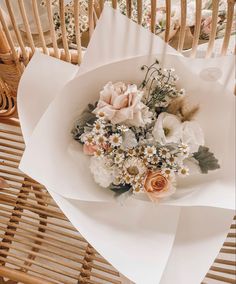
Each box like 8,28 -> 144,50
40,0 -> 235,47
118,0 -> 235,42
72,60 -> 220,202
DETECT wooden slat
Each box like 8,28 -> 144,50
165,0 -> 171,42
112,0 -> 117,9
18,0 -> 35,53
0,9 -> 23,71
150,0 -> 156,33
177,0 -> 187,52
0,266 -> 54,284
221,0 -> 235,55
137,0 -> 142,25
206,0 -> 220,58
126,0 -> 132,19
4,0 -> 28,64
88,0 -> 94,38
46,0 -> 59,59
74,0 -> 82,64
190,0 -> 202,57
59,0 -> 70,62
31,0 -> 48,54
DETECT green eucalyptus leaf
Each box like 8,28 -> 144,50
109,184 -> 131,197
193,146 -> 220,174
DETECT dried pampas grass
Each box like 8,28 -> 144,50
167,96 -> 199,122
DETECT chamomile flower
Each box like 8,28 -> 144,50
81,133 -> 94,145
144,145 -> 157,157
161,168 -> 174,177
109,134 -> 122,147
178,143 -> 190,156
124,174 -> 133,184
114,154 -> 125,164
151,155 -> 159,164
132,184 -> 143,193
95,135 -> 107,145
124,157 -> 147,177
113,176 -> 122,185
94,148 -> 104,158
178,167 -> 190,177
127,148 -> 135,156
159,147 -> 171,159
166,155 -> 177,166
93,120 -> 105,134
117,125 -> 129,132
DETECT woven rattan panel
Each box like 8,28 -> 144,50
0,122 -> 124,284
0,122 -> 235,283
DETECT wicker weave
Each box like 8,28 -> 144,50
0,1 -> 235,283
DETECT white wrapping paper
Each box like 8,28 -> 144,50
17,6 -> 235,284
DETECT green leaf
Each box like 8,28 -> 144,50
109,184 -> 131,197
193,146 -> 220,174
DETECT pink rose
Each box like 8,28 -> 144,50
93,82 -> 151,127
202,16 -> 221,35
83,144 -> 98,155
143,171 -> 176,202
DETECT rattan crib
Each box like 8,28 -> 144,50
0,1 -> 235,283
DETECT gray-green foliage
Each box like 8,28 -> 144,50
193,146 -> 220,174
71,103 -> 97,141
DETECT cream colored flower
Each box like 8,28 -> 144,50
93,82 -> 150,127
153,112 -> 182,144
90,157 -> 114,187
181,121 -> 204,153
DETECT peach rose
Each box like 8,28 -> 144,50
83,144 -> 98,155
144,171 -> 176,201
93,82 -> 152,127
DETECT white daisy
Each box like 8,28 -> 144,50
178,167 -> 190,177
117,125 -> 129,132
151,155 -> 160,164
159,147 -> 171,159
93,120 -> 105,134
178,143 -> 190,157
81,133 -> 94,145
109,134 -> 122,147
95,135 -> 107,145
132,184 -> 143,193
114,154 -> 124,164
124,174 -> 133,184
124,157 -> 147,177
144,145 -> 157,157
161,168 -> 174,177
94,148 -> 104,158
166,155 -> 177,166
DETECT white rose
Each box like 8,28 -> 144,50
90,157 -> 114,188
181,121 -> 205,153
152,112 -> 182,144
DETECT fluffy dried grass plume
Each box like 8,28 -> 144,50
167,97 -> 199,122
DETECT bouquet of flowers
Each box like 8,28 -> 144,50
72,60 -> 220,202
